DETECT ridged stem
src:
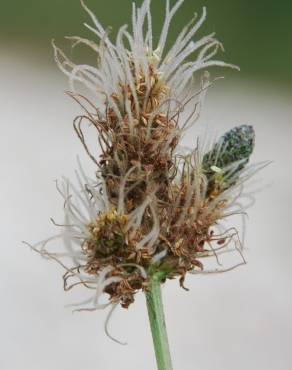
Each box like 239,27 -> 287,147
145,273 -> 173,370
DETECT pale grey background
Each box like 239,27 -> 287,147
1,51 -> 292,370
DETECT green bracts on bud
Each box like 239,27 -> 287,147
203,125 -> 255,194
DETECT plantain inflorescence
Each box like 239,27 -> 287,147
30,0 -> 263,314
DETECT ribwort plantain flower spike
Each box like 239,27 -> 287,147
28,1 -> 265,369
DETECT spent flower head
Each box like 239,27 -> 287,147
29,0 -> 264,316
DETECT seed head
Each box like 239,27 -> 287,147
29,0 -> 264,316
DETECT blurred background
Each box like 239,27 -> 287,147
1,1 -> 291,370
1,0 -> 292,85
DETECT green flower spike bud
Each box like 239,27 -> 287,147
203,125 -> 255,195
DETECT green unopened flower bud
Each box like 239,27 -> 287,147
203,125 -> 255,194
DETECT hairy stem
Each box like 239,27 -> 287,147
145,273 -> 173,370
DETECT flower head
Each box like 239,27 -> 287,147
30,0 -> 264,316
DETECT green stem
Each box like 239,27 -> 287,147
145,273 -> 173,370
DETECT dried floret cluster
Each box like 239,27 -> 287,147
30,0 -> 263,312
